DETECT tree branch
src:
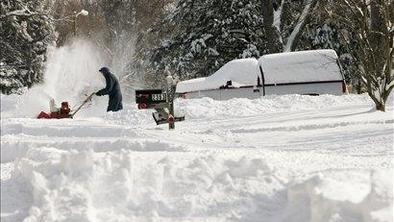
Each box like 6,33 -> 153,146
0,7 -> 46,20
284,0 -> 318,52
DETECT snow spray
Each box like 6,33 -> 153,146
43,39 -> 106,103
9,39 -> 108,117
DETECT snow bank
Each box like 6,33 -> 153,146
176,58 -> 259,93
7,147 -> 392,222
259,50 -> 343,84
1,92 -> 387,123
2,91 -> 390,122
282,171 -> 393,222
177,94 -> 374,120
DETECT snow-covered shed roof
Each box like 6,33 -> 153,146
176,58 -> 260,93
259,50 -> 343,85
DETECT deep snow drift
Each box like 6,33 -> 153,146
1,92 -> 393,222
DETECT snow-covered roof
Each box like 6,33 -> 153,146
176,58 -> 260,93
259,49 -> 343,84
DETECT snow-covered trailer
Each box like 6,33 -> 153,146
176,50 -> 347,100
258,50 -> 347,96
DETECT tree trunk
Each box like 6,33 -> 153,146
376,102 -> 385,112
262,0 -> 278,53
369,0 -> 390,112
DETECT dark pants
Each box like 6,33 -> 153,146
108,93 -> 123,112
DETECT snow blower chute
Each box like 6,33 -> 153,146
37,93 -> 95,119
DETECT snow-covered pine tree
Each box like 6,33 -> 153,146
145,0 -> 327,84
0,0 -> 55,94
145,0 -> 266,85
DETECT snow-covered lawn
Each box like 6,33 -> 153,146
1,94 -> 393,222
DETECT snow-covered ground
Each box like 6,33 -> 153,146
1,93 -> 393,222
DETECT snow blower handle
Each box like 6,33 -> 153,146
70,93 -> 95,118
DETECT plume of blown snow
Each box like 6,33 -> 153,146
5,39 -> 108,117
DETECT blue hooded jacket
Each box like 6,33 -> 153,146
96,67 -> 123,112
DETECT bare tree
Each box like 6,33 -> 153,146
327,0 -> 393,111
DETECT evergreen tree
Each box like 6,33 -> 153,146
0,0 -> 55,94
145,0 -> 266,85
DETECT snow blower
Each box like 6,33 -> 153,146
37,93 -> 95,119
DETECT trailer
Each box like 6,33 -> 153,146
176,50 -> 347,100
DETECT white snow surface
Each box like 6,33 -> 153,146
176,58 -> 259,93
1,92 -> 393,222
259,49 -> 343,84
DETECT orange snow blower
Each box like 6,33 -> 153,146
37,93 -> 95,119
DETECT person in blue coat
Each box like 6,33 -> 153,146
96,67 -> 123,112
